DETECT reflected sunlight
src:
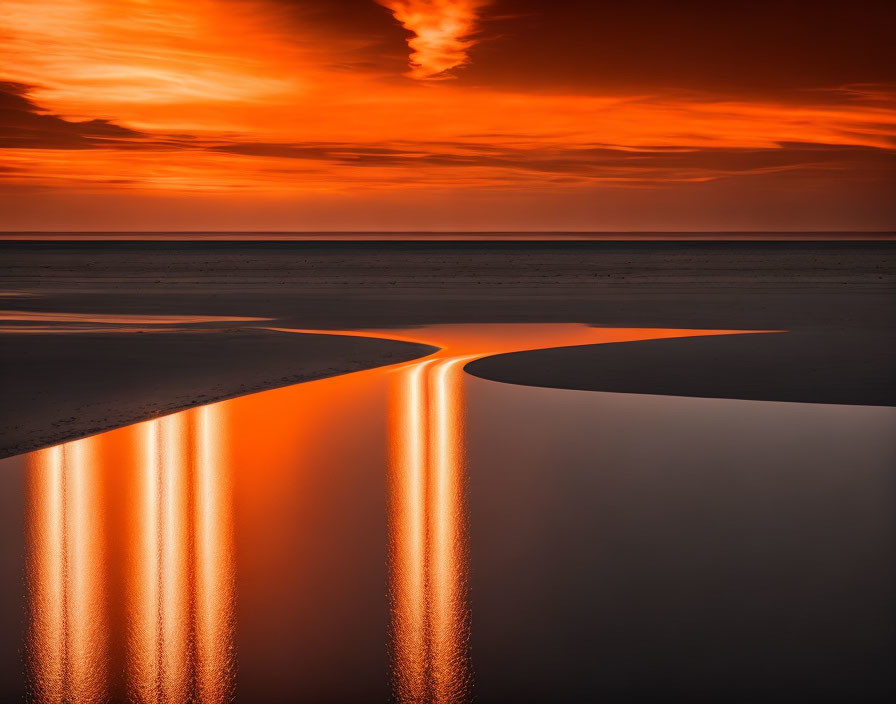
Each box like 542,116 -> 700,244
389,356 -> 475,703
26,405 -> 234,704
23,324 -> 756,703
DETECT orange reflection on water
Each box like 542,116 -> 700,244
390,354 -> 476,704
26,404 -> 234,704
129,414 -> 191,703
26,439 -> 107,703
129,405 -> 235,704
23,323 -> 759,704
193,406 -> 235,704
390,360 -> 430,701
382,324 -> 758,704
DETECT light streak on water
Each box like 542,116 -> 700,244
21,324 -> 748,703
26,405 -> 234,704
26,440 -> 106,703
193,405 -> 235,704
390,356 -> 476,704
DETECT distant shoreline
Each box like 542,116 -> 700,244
0,329 -> 436,459
1,231 -> 895,242
3,241 -> 892,455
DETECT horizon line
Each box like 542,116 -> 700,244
1,230 -> 894,242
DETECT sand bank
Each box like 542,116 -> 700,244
1,241 -> 893,455
0,329 -> 434,458
467,328 -> 896,406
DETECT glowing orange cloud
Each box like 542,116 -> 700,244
0,0 -> 312,125
375,0 -> 488,79
0,0 -> 894,211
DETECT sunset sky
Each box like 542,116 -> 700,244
1,0 -> 894,231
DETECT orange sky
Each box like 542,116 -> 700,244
1,0 -> 894,231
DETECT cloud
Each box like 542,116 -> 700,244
0,81 -> 146,149
3,73 -> 895,195
374,0 -> 488,79
1,1 -> 894,200
0,0 -> 308,131
209,139 -> 896,186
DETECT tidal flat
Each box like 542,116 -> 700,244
1,240 -> 894,456
0,239 -> 894,702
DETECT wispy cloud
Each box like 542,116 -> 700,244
374,0 -> 488,79
0,0 -> 309,129
1,0 -> 894,199
0,81 -> 148,149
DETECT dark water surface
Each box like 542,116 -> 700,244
0,324 -> 893,703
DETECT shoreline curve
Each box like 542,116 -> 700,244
0,329 -> 436,459
465,329 -> 896,407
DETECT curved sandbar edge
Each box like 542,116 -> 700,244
465,329 -> 896,407
0,328 -> 436,459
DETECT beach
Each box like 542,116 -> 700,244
2,240 -> 894,456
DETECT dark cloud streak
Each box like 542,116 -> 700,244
3,77 -> 893,190
211,139 -> 896,184
0,81 -> 148,150
467,0 -> 896,97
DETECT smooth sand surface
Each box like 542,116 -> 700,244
1,241 -> 894,455
0,329 -> 434,458
467,329 -> 896,406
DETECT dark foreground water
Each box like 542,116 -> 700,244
0,324 -> 893,703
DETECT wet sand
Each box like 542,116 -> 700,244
467,328 -> 896,406
0,329 -> 434,459
1,240 -> 894,455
